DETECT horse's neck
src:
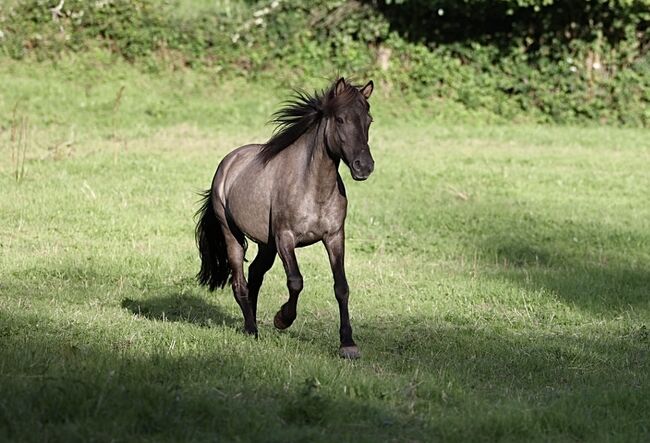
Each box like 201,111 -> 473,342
294,123 -> 341,199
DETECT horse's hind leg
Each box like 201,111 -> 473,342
247,243 -> 277,322
273,232 -> 302,330
222,226 -> 257,336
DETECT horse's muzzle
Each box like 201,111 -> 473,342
350,151 -> 375,181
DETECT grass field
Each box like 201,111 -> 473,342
1,58 -> 649,442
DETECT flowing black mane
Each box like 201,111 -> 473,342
258,79 -> 362,164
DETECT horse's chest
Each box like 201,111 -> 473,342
290,200 -> 344,245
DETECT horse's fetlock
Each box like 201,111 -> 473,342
281,304 -> 296,321
340,324 -> 353,337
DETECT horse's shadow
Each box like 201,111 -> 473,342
121,293 -> 239,329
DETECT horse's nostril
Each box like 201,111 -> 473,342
353,159 -> 362,171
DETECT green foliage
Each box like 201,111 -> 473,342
0,0 -> 236,65
0,0 -> 648,125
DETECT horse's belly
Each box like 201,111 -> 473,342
295,229 -> 323,247
226,190 -> 271,244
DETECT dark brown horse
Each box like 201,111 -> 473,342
195,78 -> 374,358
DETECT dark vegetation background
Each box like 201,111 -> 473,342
1,0 -> 648,126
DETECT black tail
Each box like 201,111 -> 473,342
195,190 -> 230,290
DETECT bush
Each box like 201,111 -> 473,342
0,0 -> 648,126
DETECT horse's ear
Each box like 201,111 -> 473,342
360,80 -> 374,99
334,77 -> 346,96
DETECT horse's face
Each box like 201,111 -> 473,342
328,79 -> 375,181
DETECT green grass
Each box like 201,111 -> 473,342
1,58 -> 649,442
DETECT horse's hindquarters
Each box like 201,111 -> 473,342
214,144 -> 273,244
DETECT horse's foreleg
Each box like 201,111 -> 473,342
323,229 -> 359,359
247,244 -> 277,322
222,227 -> 257,336
273,232 -> 302,330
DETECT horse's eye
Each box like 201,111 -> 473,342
336,117 -> 344,124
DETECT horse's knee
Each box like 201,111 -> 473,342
287,275 -> 303,294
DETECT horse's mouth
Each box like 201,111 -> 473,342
351,171 -> 371,181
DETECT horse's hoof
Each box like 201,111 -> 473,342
339,345 -> 361,359
243,326 -> 258,338
273,311 -> 289,330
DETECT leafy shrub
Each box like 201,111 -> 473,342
0,0 -> 648,125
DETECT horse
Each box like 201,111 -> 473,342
195,77 -> 375,359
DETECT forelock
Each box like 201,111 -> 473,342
322,80 -> 365,116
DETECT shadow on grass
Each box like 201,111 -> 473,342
277,308 -> 649,441
10,264 -> 243,328
1,306 -> 648,442
477,224 -> 650,314
386,193 -> 650,314
489,241 -> 650,312
121,293 -> 240,329
0,310 -> 421,442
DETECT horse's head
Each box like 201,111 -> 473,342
326,78 -> 375,181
